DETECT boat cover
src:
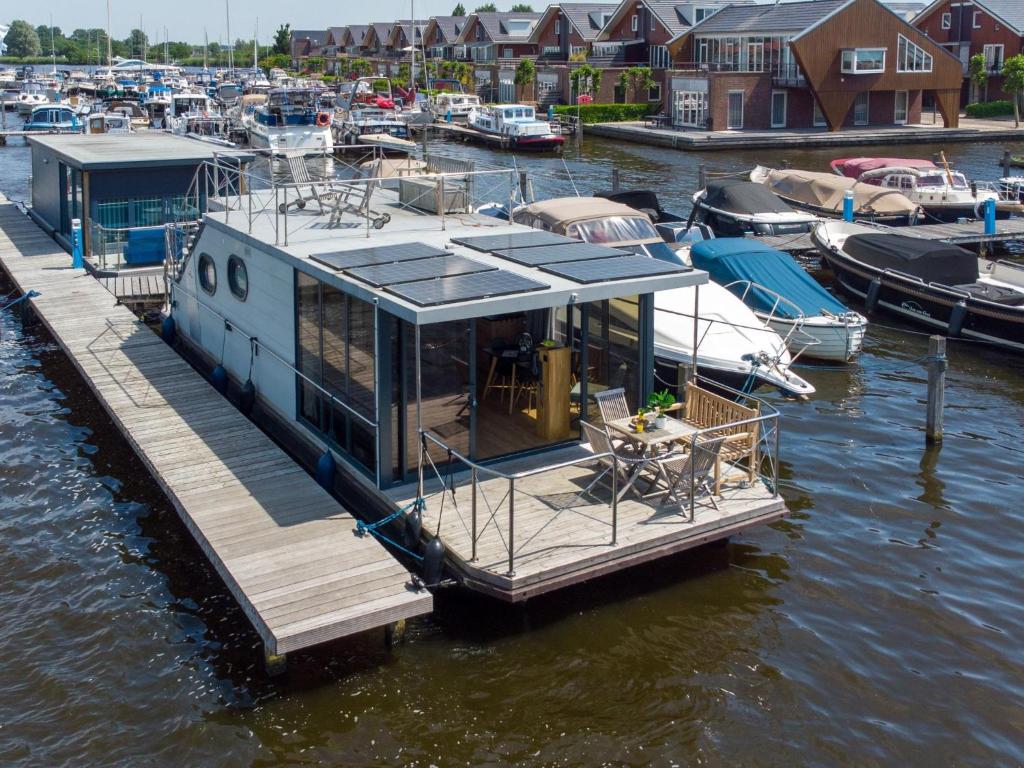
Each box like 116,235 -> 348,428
843,233 -> 979,285
691,239 -> 849,319
761,169 -> 918,217
702,179 -> 795,215
831,157 -> 936,178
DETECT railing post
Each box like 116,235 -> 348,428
610,454 -> 618,545
508,171 -> 515,223
507,477 -> 515,576
247,183 -> 252,234
440,174 -> 446,231
772,415 -> 780,498
274,185 -> 280,245
471,466 -> 478,562
689,432 -> 697,522
282,185 -> 289,247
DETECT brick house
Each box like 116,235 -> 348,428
387,21 -> 427,59
362,23 -> 396,58
529,3 -> 619,63
341,25 -> 370,57
422,17 -> 466,61
323,27 -> 349,74
290,30 -> 327,68
913,0 -> 1024,102
454,12 -> 542,64
666,0 -> 962,131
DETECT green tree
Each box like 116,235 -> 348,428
618,66 -> 655,103
348,58 -> 373,78
570,62 -> 602,99
1002,54 -> 1024,128
305,56 -> 325,74
125,29 -> 148,58
474,3 -> 498,11
273,23 -> 290,55
4,20 -> 42,57
968,53 -> 988,103
511,4 -> 534,10
514,57 -> 535,101
452,3 -> 466,15
259,53 -> 291,71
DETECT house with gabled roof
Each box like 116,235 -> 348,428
592,0 -> 747,69
362,22 -> 396,58
387,20 -> 428,59
423,16 -> 468,60
913,0 -> 1024,103
664,0 -> 961,131
529,3 -> 619,62
323,27 -> 349,74
290,30 -> 328,68
341,25 -> 370,57
454,11 -> 543,63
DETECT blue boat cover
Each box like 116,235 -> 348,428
691,238 -> 849,319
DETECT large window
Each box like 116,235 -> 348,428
983,44 -> 1004,72
853,92 -> 870,126
896,34 -> 933,72
841,48 -> 885,73
693,35 -> 793,74
649,45 -> 670,69
941,12 -> 951,29
296,271 -> 378,474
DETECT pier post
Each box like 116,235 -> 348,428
1003,150 -> 1011,178
611,168 -> 620,192
698,164 -> 706,191
925,335 -> 947,444
264,649 -> 288,677
385,618 -> 407,648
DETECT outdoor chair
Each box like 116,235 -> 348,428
655,436 -> 726,520
593,387 -> 630,424
580,421 -> 639,501
680,382 -> 759,493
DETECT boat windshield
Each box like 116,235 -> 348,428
567,216 -> 660,243
623,241 -> 680,263
919,171 -> 968,190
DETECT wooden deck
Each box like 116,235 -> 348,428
96,273 -> 166,306
388,444 -> 786,601
0,197 -> 431,656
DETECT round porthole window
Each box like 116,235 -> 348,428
198,253 -> 217,295
228,255 -> 248,301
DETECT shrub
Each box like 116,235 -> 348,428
552,103 -> 652,124
964,100 -> 1015,118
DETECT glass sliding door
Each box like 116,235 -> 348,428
894,90 -> 908,124
727,91 -> 744,129
770,90 -> 787,128
853,92 -> 869,125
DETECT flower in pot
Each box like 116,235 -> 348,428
647,390 -> 676,429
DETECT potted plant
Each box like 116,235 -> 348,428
647,390 -> 676,429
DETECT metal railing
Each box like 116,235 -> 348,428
416,382 -> 781,577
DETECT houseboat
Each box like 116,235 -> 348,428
468,104 -> 564,151
829,157 -> 1017,222
23,103 -> 81,133
247,87 -> 334,156
162,158 -> 788,601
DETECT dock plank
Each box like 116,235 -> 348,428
0,198 -> 431,655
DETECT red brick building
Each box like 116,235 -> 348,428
666,0 -> 962,131
913,0 -> 1024,102
422,16 -> 467,61
529,3 -> 619,62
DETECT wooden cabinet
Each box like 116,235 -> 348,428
537,346 -> 571,440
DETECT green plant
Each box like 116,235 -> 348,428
968,53 -> 988,103
618,66 -> 655,103
552,103 -> 652,123
273,24 -> 291,56
514,57 -> 535,101
1003,54 -> 1024,128
569,62 -> 602,98
647,390 -> 676,412
963,100 -> 1014,118
4,20 -> 42,57
452,3 -> 467,15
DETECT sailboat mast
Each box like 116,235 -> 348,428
49,14 -> 56,75
254,18 -> 258,71
105,0 -> 112,68
225,0 -> 232,74
203,28 -> 208,71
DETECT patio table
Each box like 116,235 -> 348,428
606,416 -> 698,498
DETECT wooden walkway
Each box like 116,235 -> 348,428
96,273 -> 165,305
0,198 -> 431,656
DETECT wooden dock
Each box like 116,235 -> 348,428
0,197 -> 431,660
429,121 -> 511,149
96,273 -> 166,307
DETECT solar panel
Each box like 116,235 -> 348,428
538,255 -> 691,284
451,231 -> 577,252
346,254 -> 496,287
310,242 -> 449,270
386,270 -> 550,306
492,242 -> 629,266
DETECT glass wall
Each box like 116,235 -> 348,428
295,271 -> 378,475
585,297 -> 641,422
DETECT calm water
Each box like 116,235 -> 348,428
2,120 -> 1024,766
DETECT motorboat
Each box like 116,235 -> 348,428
688,178 -> 820,237
142,79 -> 173,128
16,82 -> 52,115
166,92 -> 231,143
335,78 -> 415,155
513,196 -> 815,396
104,100 -> 150,130
430,86 -> 481,122
468,104 -> 564,152
23,103 -> 81,132
829,157 -> 1019,222
247,87 -> 334,156
86,111 -> 132,134
690,239 -> 866,362
812,220 -> 1024,351
750,166 -> 921,226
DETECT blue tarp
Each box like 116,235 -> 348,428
691,239 -> 849,320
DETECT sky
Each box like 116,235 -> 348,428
8,0 -> 583,44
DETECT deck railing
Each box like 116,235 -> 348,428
416,382 -> 781,577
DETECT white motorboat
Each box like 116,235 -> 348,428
430,88 -> 481,122
335,78 -> 414,154
247,87 -> 334,156
467,104 -> 565,152
166,92 -> 231,143
512,197 -> 815,396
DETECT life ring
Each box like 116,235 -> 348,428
315,111 -> 330,127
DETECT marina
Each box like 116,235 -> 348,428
2,5 -> 1024,763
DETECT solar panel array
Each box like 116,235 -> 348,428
386,271 -> 549,307
491,242 -> 629,266
310,242 -> 449,271
538,254 -> 689,284
451,231 -> 576,253
347,254 -> 495,288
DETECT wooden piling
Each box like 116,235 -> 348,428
611,168 -> 620,192
925,335 -> 947,444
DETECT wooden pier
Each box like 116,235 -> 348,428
429,121 -> 511,149
0,197 -> 431,661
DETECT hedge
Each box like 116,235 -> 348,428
552,103 -> 653,124
964,100 -> 1015,118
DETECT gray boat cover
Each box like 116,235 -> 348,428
759,168 -> 918,217
702,179 -> 795,215
844,233 -> 979,285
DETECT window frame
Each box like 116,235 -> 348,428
853,91 -> 870,126
227,255 -> 248,301
895,34 -> 933,73
198,253 -> 217,295
840,47 -> 886,74
941,12 -> 951,30
770,90 -> 787,128
972,11 -> 981,29
631,14 -> 638,33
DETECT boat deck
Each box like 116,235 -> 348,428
387,444 -> 785,601
0,197 -> 431,657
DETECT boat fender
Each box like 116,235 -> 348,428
315,450 -> 336,491
422,537 -> 445,587
948,301 -> 967,337
211,364 -> 228,395
160,315 -> 176,345
865,278 -> 881,314
973,198 -> 984,220
315,111 -> 330,127
403,505 -> 423,552
239,378 -> 256,415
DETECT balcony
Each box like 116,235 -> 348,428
772,64 -> 806,87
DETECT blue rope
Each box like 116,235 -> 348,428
355,497 -> 425,561
0,290 -> 39,313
